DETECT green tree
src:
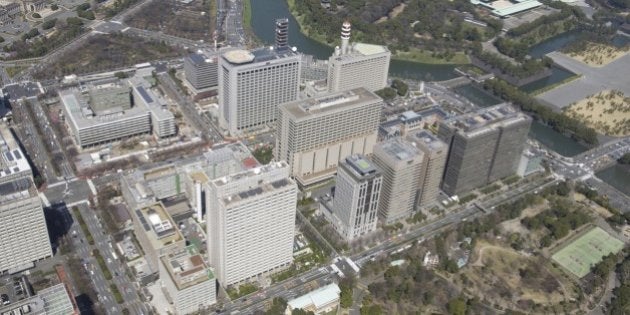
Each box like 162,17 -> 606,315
32,12 -> 41,18
339,277 -> 355,308
618,153 -> 630,164
51,4 -> 59,10
360,304 -> 383,315
291,309 -> 315,315
265,297 -> 287,315
447,297 -> 467,315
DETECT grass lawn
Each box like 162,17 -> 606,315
552,227 -> 624,278
394,48 -> 469,65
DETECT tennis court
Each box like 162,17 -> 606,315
552,227 -> 624,278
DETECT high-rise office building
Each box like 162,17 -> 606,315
438,104 -> 532,196
159,247 -> 216,314
372,138 -> 424,224
332,155 -> 382,241
218,21 -> 301,135
184,52 -> 219,91
275,87 -> 382,186
327,22 -> 390,93
0,124 -> 52,274
406,130 -> 448,208
206,162 -> 297,286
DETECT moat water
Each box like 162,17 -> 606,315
249,0 -> 591,155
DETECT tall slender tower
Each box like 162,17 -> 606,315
340,21 -> 351,55
275,18 -> 289,51
332,155 -> 382,241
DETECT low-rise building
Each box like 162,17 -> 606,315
0,283 -> 75,315
285,283 -> 341,315
60,73 -> 175,148
159,247 -> 216,315
129,202 -> 185,279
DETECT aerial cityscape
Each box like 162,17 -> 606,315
0,0 -> 629,314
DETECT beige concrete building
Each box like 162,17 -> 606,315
327,23 -> 390,93
407,130 -> 448,208
206,162 -> 297,286
275,87 -> 382,186
129,202 -> 185,276
0,124 -> 52,274
372,138 -> 424,224
159,247 -> 216,314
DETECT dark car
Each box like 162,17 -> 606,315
1,293 -> 9,305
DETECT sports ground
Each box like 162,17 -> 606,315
552,227 -> 625,278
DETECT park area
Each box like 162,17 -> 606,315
458,240 -> 573,311
564,90 -> 630,136
125,0 -> 215,41
33,34 -> 183,79
551,227 -> 624,278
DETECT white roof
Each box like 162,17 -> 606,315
287,283 -> 341,310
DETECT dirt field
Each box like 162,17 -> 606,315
460,241 -> 573,312
564,90 -> 630,136
574,193 -> 614,218
567,42 -> 629,67
374,3 -> 406,23
125,0 -> 214,41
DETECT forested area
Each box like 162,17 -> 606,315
482,79 -> 599,145
292,0 -> 500,54
472,48 -> 553,79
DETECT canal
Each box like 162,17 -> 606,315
596,164 -> 630,197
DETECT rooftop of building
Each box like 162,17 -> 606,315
470,0 -> 542,17
160,246 -> 214,291
135,202 -> 183,249
380,106 -> 450,130
287,283 -> 341,311
0,178 -> 37,204
187,52 -> 218,65
330,42 -> 390,61
59,88 -> 149,129
60,70 -> 172,129
0,124 -> 32,180
375,138 -> 423,162
281,87 -> 380,120
0,283 -> 74,315
222,46 -> 299,65
407,130 -> 447,152
441,103 -> 530,136
341,155 -> 380,181
128,75 -> 173,121
212,161 -> 293,205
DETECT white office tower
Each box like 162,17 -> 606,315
372,139 -> 424,224
333,155 -> 382,241
275,87 -> 382,186
0,125 -> 52,274
206,162 -> 297,286
159,247 -> 216,314
218,21 -> 301,135
406,130 -> 448,208
327,22 -> 390,93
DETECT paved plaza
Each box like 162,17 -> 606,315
537,51 -> 630,110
